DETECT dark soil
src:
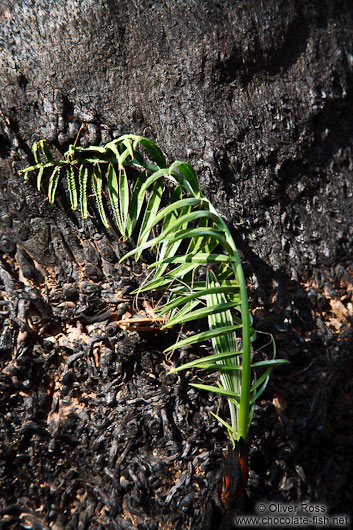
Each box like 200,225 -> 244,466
0,184 -> 352,528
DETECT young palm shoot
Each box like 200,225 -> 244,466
20,135 -> 289,472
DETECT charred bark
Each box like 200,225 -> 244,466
0,1 -> 353,529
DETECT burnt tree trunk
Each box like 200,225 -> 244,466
0,2 -> 353,529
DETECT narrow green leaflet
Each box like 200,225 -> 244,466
162,227 -> 233,254
169,160 -> 200,196
166,298 -> 201,322
105,141 -> 122,166
190,383 -> 240,401
132,136 -> 167,168
48,166 -> 61,203
159,285 -> 240,314
138,197 -> 205,242
211,411 -> 237,444
132,263 -> 198,293
32,141 -> 41,164
251,359 -> 290,368
123,217 -> 223,263
78,165 -> 88,219
107,163 -> 124,234
164,324 -> 243,353
162,301 -> 240,329
149,253 -> 232,268
193,363 -> 243,372
20,162 -> 52,175
153,200 -> 194,279
121,138 -> 134,160
39,139 -> 54,164
37,167 -> 44,191
205,269 -> 241,435
75,145 -> 106,154
185,216 -> 217,256
118,167 -> 129,235
137,168 -> 171,205
124,171 -> 148,239
169,350 -> 243,373
92,163 -> 109,227
136,176 -> 164,259
129,149 -> 146,169
250,368 -> 273,392
66,165 -> 78,210
249,375 -> 270,405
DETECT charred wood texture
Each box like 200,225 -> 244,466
0,1 -> 353,529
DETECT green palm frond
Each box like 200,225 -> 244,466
92,163 -> 109,228
66,165 -> 78,210
107,163 -> 123,233
19,134 -> 289,447
78,165 -> 88,219
48,166 -> 61,204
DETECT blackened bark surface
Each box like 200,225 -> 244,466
0,1 -> 353,529
1,0 -> 353,272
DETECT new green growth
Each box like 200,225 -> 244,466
20,135 -> 288,448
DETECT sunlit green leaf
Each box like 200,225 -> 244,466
164,324 -> 242,353
119,167 -> 129,234
133,136 -> 167,168
169,350 -> 243,373
92,163 -> 109,227
136,176 -> 164,259
169,160 -> 200,196
48,166 -> 61,203
78,165 -> 88,219
162,301 -> 240,328
107,163 -> 124,235
66,165 -> 78,210
40,139 -> 54,164
37,167 -> 44,191
190,383 -> 240,401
